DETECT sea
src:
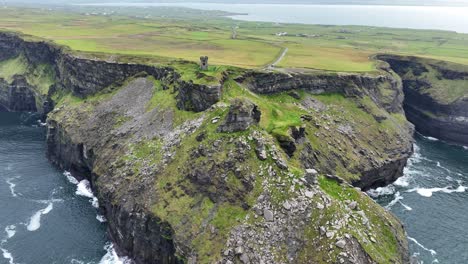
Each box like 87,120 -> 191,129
0,113 -> 128,264
80,2 -> 468,33
369,134 -> 468,263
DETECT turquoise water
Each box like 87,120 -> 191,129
0,113 -> 125,264
81,2 -> 468,33
369,134 -> 468,263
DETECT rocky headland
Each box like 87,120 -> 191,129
3,31 -> 466,264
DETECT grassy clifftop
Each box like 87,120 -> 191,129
1,6 -> 468,72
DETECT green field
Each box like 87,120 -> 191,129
1,6 -> 468,72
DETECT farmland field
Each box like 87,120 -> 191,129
1,6 -> 468,71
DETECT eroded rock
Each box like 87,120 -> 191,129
218,98 -> 261,133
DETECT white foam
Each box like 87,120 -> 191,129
99,243 -> 131,264
96,215 -> 107,223
424,136 -> 439,141
5,179 -> 18,197
367,185 -> 396,198
394,175 -> 411,187
407,185 -> 467,197
463,146 -> 468,150
408,236 -> 437,256
27,203 -> 54,231
1,247 -> 15,264
399,201 -> 413,211
385,191 -> 403,209
37,120 -> 47,127
64,171 -> 79,185
76,180 -> 100,208
4,226 -> 15,239
76,180 -> 94,198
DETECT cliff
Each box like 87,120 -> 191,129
237,70 -> 413,190
378,55 -> 468,146
0,31 -> 412,264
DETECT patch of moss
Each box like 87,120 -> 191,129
0,55 -> 28,81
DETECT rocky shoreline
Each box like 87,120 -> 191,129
4,31 -> 466,263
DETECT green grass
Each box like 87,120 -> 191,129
146,77 -> 200,126
0,55 -> 28,81
2,7 -> 468,71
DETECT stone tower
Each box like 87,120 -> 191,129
200,56 -> 209,70
231,26 -> 238,39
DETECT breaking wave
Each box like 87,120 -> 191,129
99,243 -> 132,264
394,174 -> 411,187
64,171 -> 79,185
367,185 -> 396,198
96,215 -> 107,223
407,185 -> 467,198
62,171 -> 130,262
63,172 -> 100,209
76,180 -> 99,208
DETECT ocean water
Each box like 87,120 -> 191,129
0,113 -> 127,264
81,2 -> 468,33
369,134 -> 468,263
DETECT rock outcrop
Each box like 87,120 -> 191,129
217,98 -> 261,132
176,80 -> 222,112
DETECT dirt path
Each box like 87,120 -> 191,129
265,47 -> 288,69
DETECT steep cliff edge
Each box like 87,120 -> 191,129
0,31 -> 411,264
237,70 -> 414,190
378,55 -> 468,146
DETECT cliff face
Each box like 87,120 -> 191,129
378,55 -> 468,146
238,70 -> 405,114
238,70 -> 413,190
0,32 -> 412,264
0,76 -> 38,112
